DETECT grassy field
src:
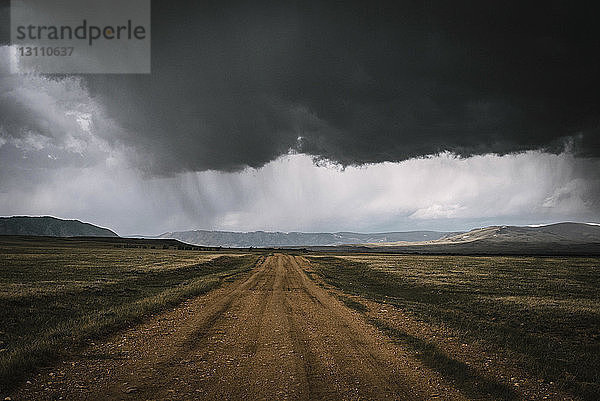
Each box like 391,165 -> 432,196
0,239 -> 259,393
307,254 -> 600,400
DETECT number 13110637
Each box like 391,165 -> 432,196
18,46 -> 74,56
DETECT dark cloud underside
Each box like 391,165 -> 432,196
4,1 -> 600,174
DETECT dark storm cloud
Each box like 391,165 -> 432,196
0,1 -> 8,46
5,1 -> 600,174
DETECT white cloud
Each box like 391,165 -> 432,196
0,45 -> 122,168
409,204 -> 466,219
1,151 -> 598,235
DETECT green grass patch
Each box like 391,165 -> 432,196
0,243 -> 259,394
307,254 -> 600,401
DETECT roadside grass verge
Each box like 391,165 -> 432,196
307,255 -> 600,400
0,244 -> 259,394
368,317 -> 518,400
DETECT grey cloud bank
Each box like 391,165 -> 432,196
2,1 -> 600,174
81,0 -> 600,175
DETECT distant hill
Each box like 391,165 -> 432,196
434,223 -> 600,244
157,230 -> 454,247
357,222 -> 600,255
4,217 -> 598,254
0,235 -> 216,251
0,216 -> 118,237
373,223 -> 600,245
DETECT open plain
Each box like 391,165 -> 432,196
1,239 -> 599,400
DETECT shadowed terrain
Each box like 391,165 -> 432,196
2,238 -> 598,400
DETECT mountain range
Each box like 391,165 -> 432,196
1,216 -> 599,254
156,230 -> 455,247
158,223 -> 600,254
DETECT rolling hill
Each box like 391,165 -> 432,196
371,223 -> 600,245
356,222 -> 600,255
0,216 -> 118,237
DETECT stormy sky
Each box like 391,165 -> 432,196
1,1 -> 599,235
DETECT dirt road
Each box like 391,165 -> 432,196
12,254 -> 466,400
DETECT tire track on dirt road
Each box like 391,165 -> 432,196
11,253 -> 468,400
